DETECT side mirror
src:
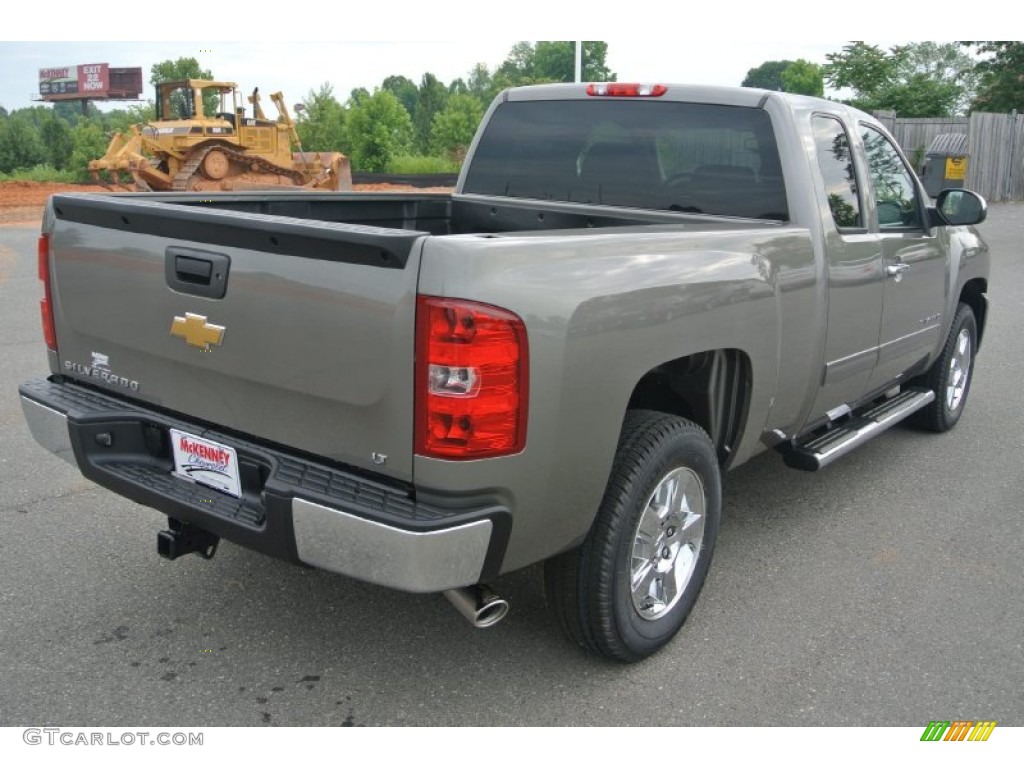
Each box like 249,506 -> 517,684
932,188 -> 987,227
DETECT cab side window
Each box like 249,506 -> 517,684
861,125 -> 923,229
812,116 -> 861,229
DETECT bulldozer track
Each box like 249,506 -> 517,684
172,144 -> 308,191
171,146 -> 212,191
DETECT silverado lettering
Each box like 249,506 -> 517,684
62,360 -> 139,391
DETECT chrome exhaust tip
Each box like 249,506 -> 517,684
444,584 -> 509,628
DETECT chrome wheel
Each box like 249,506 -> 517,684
911,303 -> 977,433
630,467 -> 705,620
545,411 -> 721,661
946,328 -> 972,413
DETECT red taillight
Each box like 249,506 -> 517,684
38,233 -> 56,352
586,83 -> 668,97
415,296 -> 528,459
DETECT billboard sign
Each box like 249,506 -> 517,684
39,63 -> 110,98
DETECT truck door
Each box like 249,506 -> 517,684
859,124 -> 947,392
806,114 -> 884,420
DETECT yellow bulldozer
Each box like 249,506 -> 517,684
89,79 -> 352,192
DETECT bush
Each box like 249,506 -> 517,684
430,93 -> 484,157
41,116 -> 74,171
385,155 -> 461,174
0,116 -> 46,174
68,121 -> 110,182
0,164 -> 77,183
344,90 -> 414,172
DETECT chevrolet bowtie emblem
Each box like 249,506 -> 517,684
170,313 -> 225,350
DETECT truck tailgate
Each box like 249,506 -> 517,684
46,194 -> 422,481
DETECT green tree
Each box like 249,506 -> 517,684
532,41 -> 615,82
495,41 -> 537,84
149,57 -> 217,116
964,41 -> 1024,112
40,114 -> 74,170
67,120 -> 110,180
825,42 -> 896,101
897,42 -> 978,113
349,87 -> 371,106
150,56 -> 213,87
103,103 -> 156,134
467,63 -> 494,101
880,73 -> 962,118
465,63 -> 513,106
295,83 -> 347,152
741,60 -> 795,90
431,93 -> 484,158
0,105 -> 7,120
825,41 -> 974,116
781,59 -> 824,97
381,75 -> 419,116
68,120 -> 109,181
414,73 -> 448,154
53,100 -> 98,125
493,41 -> 615,89
344,89 -> 413,172
0,116 -> 45,173
10,105 -> 54,130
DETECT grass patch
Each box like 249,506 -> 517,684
0,165 -> 79,183
384,155 -> 461,174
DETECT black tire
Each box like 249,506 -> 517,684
545,410 -> 721,662
910,302 -> 977,432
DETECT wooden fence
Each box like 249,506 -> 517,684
965,112 -> 1024,202
879,111 -> 1023,201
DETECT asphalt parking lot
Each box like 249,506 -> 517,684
1,205 -> 1021,727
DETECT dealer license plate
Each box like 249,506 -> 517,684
169,429 -> 242,498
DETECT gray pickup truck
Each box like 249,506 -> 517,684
20,83 -> 989,661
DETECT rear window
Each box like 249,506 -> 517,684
463,99 -> 788,220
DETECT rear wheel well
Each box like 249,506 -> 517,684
626,349 -> 751,466
959,279 -> 987,349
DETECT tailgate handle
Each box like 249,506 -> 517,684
175,255 -> 212,283
165,247 -> 230,299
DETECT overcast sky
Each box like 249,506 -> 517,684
0,40 -> 880,113
0,3 -> 987,114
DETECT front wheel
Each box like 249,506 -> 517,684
545,411 -> 721,662
911,302 -> 977,432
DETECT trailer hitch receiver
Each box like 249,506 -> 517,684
157,518 -> 219,560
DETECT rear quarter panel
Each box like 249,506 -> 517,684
416,224 -> 817,571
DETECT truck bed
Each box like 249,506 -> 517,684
44,190 -> 791,487
102,190 -> 784,236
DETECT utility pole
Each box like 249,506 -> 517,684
575,41 -> 582,83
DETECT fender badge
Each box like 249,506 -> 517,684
171,312 -> 225,350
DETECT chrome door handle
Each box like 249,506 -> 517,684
886,263 -> 910,276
